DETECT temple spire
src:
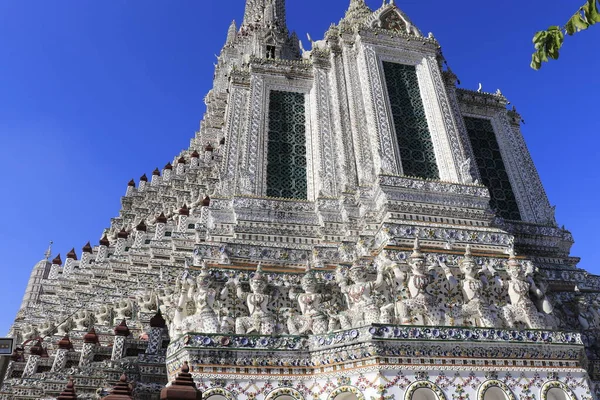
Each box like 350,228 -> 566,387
342,0 -> 372,25
242,0 -> 287,29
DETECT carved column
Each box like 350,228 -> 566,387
48,254 -> 62,280
111,320 -> 130,361
22,340 -> 43,377
220,73 -> 250,196
145,311 -> 166,355
96,236 -> 109,262
51,335 -> 72,372
79,329 -> 98,367
311,54 -> 339,198
357,43 -> 400,176
154,213 -> 167,239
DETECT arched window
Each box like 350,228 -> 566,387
328,386 -> 365,400
483,386 -> 510,400
203,388 -> 235,400
411,388 -> 439,400
265,387 -> 304,400
540,381 -> 576,400
546,388 -> 570,400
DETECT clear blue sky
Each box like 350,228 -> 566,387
0,0 -> 598,333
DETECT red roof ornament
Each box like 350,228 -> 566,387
117,228 -> 129,239
178,156 -> 186,164
66,248 -> 77,260
100,234 -> 110,247
164,162 -> 173,170
102,374 -> 133,400
204,143 -> 214,152
52,254 -> 63,266
152,168 -> 161,176
159,361 -> 201,400
150,309 -> 166,329
190,150 -> 200,158
30,339 -> 44,356
219,137 -> 225,145
114,319 -> 130,337
179,204 -> 190,216
156,212 -> 168,224
82,242 -> 93,254
136,220 -> 147,232
140,174 -> 148,182
202,196 -> 210,207
83,327 -> 99,344
57,377 -> 78,400
57,334 -> 74,350
127,179 -> 136,187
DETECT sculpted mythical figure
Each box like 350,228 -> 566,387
396,238 -> 456,326
138,291 -> 159,313
336,259 -> 386,329
38,321 -> 56,338
172,269 -> 195,338
229,263 -> 275,335
501,251 -> 545,329
287,264 -> 331,335
448,246 -> 497,328
219,245 -> 230,265
95,305 -> 113,326
73,310 -> 94,331
56,317 -> 75,336
21,324 -> 39,341
180,262 -> 220,334
115,298 -> 134,321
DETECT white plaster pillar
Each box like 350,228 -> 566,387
133,222 -> 147,247
163,163 -> 173,181
96,236 -> 109,262
48,255 -> 62,280
151,168 -> 161,185
176,157 -> 186,175
138,174 -> 148,192
190,151 -> 200,167
125,180 -> 136,196
79,329 -> 99,367
204,144 -> 214,164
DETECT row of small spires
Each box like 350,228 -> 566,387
56,363 -> 199,399
48,199 -> 210,265
126,141 -> 224,187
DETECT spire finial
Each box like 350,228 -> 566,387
44,241 -> 53,260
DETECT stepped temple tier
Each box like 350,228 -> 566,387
4,0 -> 599,399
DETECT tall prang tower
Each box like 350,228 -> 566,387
3,0 -> 600,399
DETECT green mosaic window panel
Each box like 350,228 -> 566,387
266,90 -> 307,199
383,61 -> 440,180
464,117 -> 521,221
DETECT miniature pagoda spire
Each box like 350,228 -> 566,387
160,362 -> 201,400
102,374 -> 133,400
57,377 -> 78,400
226,20 -> 237,45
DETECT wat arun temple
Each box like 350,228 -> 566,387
3,0 -> 599,399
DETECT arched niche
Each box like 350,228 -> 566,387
404,381 -> 447,400
203,387 -> 235,400
265,387 -> 304,400
327,386 -> 366,400
541,381 -> 577,400
477,380 -> 516,400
